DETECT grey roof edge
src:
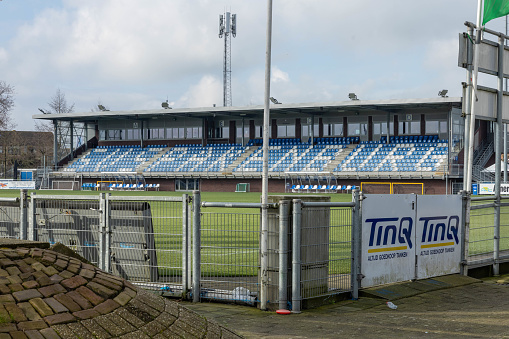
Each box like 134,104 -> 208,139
32,97 -> 462,120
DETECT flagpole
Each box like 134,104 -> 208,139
466,0 -> 484,192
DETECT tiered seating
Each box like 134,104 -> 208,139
234,138 -> 350,173
66,145 -> 165,173
145,144 -> 244,173
335,136 -> 448,173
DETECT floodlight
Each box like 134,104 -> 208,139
38,108 -> 49,114
348,93 -> 359,101
438,89 -> 448,97
161,101 -> 172,109
270,97 -> 281,104
98,105 -> 109,111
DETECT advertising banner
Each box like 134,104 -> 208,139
361,194 -> 416,287
361,194 -> 462,288
415,195 -> 462,279
479,183 -> 509,195
0,181 -> 35,190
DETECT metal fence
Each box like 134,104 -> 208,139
1,189 -> 505,311
466,194 -> 509,273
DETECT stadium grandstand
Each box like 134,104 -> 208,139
33,96 -> 479,194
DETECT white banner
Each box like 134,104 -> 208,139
362,195 -> 416,287
0,181 -> 36,190
361,194 -> 462,287
479,183 -> 509,195
415,195 -> 462,279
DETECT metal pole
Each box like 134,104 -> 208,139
278,200 -> 289,311
104,193 -> 111,273
187,203 -> 192,290
28,192 -> 36,241
182,193 -> 189,299
19,189 -> 27,240
463,27 -> 474,191
493,36 -> 504,276
504,124 -> 508,182
291,199 -> 302,313
460,190 -> 469,276
192,191 -> 201,302
260,0 -> 273,311
466,0 -> 484,192
351,189 -> 361,299
98,193 -> 106,271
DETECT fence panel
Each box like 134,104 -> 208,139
199,208 -> 262,305
0,199 -> 20,239
32,196 -> 102,266
300,205 -> 353,300
107,196 -> 187,295
469,200 -> 496,258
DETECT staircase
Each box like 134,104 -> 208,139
472,140 -> 494,182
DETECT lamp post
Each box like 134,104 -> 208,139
260,0 -> 273,311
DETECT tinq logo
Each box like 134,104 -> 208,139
366,216 -> 460,254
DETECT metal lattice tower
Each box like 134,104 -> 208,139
219,12 -> 236,107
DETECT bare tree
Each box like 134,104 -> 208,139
38,89 -> 77,162
48,88 -> 75,114
0,81 -> 15,131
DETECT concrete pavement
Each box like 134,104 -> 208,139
183,274 -> 509,338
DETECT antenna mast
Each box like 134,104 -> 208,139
219,11 -> 236,107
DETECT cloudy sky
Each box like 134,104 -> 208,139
0,0 -> 506,130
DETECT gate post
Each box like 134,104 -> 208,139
278,200 -> 290,310
98,193 -> 106,271
192,191 -> 201,302
291,199 -> 302,313
351,189 -> 361,299
28,193 -> 36,241
19,189 -> 28,240
104,193 -> 111,274
460,190 -> 470,276
182,193 -> 189,299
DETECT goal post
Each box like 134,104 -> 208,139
51,180 -> 80,190
361,182 -> 424,195
235,183 -> 250,193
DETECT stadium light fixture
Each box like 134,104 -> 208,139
38,108 -> 49,114
348,93 -> 359,101
438,89 -> 448,98
98,105 -> 109,111
270,97 -> 281,104
161,101 -> 172,109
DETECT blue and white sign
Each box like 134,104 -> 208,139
0,180 -> 36,190
479,183 -> 509,195
361,194 -> 462,287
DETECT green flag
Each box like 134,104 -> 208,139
483,0 -> 509,25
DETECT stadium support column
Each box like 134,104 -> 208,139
70,120 -> 74,161
53,119 -> 58,170
260,0 -> 273,311
140,120 -> 144,148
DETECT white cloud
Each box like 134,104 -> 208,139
178,75 -> 222,108
271,67 -> 289,83
0,0 -> 485,129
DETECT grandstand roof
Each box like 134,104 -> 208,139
33,97 -> 462,123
